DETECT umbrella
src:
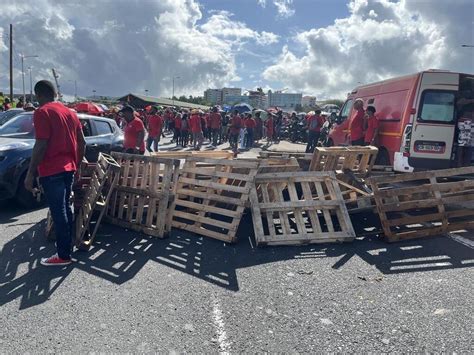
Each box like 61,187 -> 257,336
74,102 -> 104,115
232,103 -> 253,114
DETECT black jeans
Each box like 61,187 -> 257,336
351,138 -> 365,146
40,172 -> 74,260
305,131 -> 320,153
146,136 -> 160,152
211,128 -> 220,146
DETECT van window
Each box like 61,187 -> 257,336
339,99 -> 353,122
94,120 -> 113,135
418,90 -> 456,124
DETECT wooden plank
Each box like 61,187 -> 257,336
179,177 -> 249,194
176,188 -> 244,206
175,198 -> 240,218
171,221 -> 236,243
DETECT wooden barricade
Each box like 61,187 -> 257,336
249,171 -> 356,246
150,150 -> 233,160
106,152 -> 180,238
309,146 -> 378,175
368,166 -> 474,242
170,157 -> 259,243
75,153 -> 121,250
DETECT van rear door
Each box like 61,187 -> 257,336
408,72 -> 459,169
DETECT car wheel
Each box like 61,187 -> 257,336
375,148 -> 390,166
15,174 -> 44,209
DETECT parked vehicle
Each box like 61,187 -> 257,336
0,109 -> 24,126
320,104 -> 340,114
327,70 -> 473,171
0,112 -> 123,207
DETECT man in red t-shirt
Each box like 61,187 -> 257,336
364,106 -> 379,146
229,110 -> 242,153
146,106 -> 163,152
122,105 -> 145,154
305,109 -> 325,153
245,114 -> 256,148
189,110 -> 203,150
349,99 -> 365,145
25,80 -> 86,266
209,107 -> 222,147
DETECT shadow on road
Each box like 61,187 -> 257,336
1,212 -> 473,310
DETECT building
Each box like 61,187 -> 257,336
224,95 -> 250,105
117,93 -> 210,110
222,87 -> 242,103
302,96 -> 317,108
267,90 -> 302,110
248,90 -> 267,109
204,89 -> 222,105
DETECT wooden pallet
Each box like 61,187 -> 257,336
259,151 -> 313,171
309,146 -> 378,175
249,171 -> 356,246
150,150 -> 233,160
106,152 -> 180,238
170,157 -> 259,243
368,166 -> 474,242
75,153 -> 121,250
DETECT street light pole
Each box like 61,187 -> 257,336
69,80 -> 77,102
461,44 -> 474,48
20,54 -> 38,104
172,76 -> 180,106
28,67 -> 33,101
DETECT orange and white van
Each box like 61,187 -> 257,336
328,70 -> 473,172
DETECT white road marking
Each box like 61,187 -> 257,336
212,295 -> 231,354
449,233 -> 474,249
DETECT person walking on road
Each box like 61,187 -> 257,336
146,106 -> 163,152
305,109 -> 325,153
209,107 -> 222,147
229,110 -> 242,154
25,80 -> 86,266
349,99 -> 365,146
189,109 -> 204,150
122,105 -> 146,154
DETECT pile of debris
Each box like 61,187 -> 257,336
45,147 -> 474,249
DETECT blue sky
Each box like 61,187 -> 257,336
0,0 -> 472,100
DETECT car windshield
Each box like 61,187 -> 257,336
0,113 -> 34,138
0,110 -> 24,126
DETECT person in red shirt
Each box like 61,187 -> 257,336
180,113 -> 189,147
3,98 -> 11,111
364,106 -> 379,146
229,110 -> 242,153
305,109 -> 325,153
245,113 -> 256,148
146,106 -> 163,152
25,80 -> 86,266
209,107 -> 222,147
174,113 -> 182,147
122,105 -> 145,154
189,110 -> 203,150
265,114 -> 274,143
349,99 -> 365,145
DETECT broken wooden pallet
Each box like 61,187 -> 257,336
106,152 -> 180,238
309,146 -> 378,175
150,150 -> 233,160
75,153 -> 121,250
368,166 -> 474,242
170,157 -> 259,243
249,171 -> 356,246
259,151 -> 313,171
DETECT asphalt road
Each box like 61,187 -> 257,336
0,136 -> 473,353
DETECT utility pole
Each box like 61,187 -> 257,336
28,67 -> 33,101
9,24 -> 13,102
172,76 -> 180,106
51,68 -> 62,101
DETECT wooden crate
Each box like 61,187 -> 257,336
368,166 -> 474,242
106,152 -> 180,238
170,157 -> 259,243
309,146 -> 378,175
75,153 -> 121,250
249,171 -> 356,246
150,150 -> 233,160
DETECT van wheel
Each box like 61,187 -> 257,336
375,148 -> 390,166
15,174 -> 44,209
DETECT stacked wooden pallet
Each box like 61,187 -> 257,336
368,166 -> 474,242
105,152 -> 180,238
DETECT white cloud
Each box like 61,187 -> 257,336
0,0 -> 270,97
201,11 -> 279,46
257,0 -> 267,8
263,0 -> 471,99
273,0 -> 295,18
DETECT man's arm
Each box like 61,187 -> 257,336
24,139 -> 49,192
136,130 -> 145,151
76,128 -> 86,166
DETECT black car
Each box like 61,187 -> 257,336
0,112 -> 123,207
